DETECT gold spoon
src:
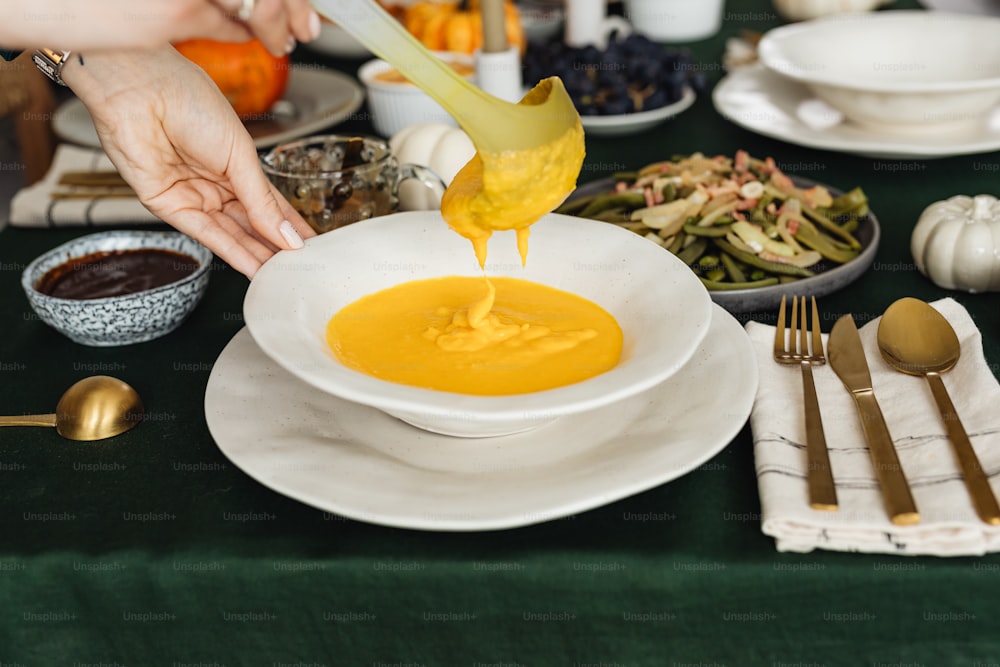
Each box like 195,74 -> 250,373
0,376 -> 144,441
312,0 -> 581,155
877,297 -> 1000,525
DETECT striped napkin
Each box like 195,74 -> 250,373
746,298 -> 1000,556
9,144 -> 160,228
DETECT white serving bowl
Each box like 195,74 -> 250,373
757,10 -> 1000,132
519,0 -> 565,43
244,210 -> 713,438
306,21 -> 371,59
358,52 -> 474,138
22,230 -> 212,347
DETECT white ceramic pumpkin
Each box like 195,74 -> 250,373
771,0 -> 894,21
911,194 -> 1000,293
390,123 -> 476,210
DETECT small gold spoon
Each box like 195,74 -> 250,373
0,376 -> 144,441
877,298 -> 1000,525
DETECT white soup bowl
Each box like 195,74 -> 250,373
243,211 -> 713,438
758,10 -> 1000,132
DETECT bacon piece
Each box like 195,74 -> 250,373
734,149 -> 750,173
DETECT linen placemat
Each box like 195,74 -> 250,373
747,297 -> 1000,556
9,144 -> 159,228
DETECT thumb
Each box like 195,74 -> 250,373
228,140 -> 306,251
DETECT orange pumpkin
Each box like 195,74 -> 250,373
174,39 -> 290,119
402,0 -> 526,55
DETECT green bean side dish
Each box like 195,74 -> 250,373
556,151 -> 868,291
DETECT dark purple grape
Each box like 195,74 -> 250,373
622,32 -> 655,54
576,75 -> 598,96
637,60 -> 663,85
602,43 -> 624,65
643,89 -> 670,110
602,97 -> 632,115
688,71 -> 709,96
578,45 -> 601,66
597,69 -> 624,89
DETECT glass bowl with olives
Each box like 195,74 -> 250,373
261,134 -> 445,234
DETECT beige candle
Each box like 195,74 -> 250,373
480,0 -> 508,53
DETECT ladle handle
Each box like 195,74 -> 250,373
925,373 -> 1000,525
0,413 -> 57,428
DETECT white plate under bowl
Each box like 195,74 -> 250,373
206,302 -> 755,531
580,87 -> 696,138
53,67 -> 364,151
243,210 -> 713,438
713,64 -> 1000,159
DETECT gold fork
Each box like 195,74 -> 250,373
774,295 -> 838,511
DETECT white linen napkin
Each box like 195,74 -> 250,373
8,144 -> 160,228
747,297 -> 1000,556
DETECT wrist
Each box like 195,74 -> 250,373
61,46 -> 181,104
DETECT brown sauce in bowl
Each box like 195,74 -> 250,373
36,248 -> 201,300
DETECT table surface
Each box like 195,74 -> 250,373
4,0 -> 1000,663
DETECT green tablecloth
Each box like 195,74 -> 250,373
3,0 -> 1000,663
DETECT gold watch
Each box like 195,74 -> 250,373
32,48 -> 73,86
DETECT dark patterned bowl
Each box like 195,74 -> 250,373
21,230 -> 213,347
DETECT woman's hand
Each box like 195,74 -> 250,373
63,45 -> 316,278
0,0 -> 320,55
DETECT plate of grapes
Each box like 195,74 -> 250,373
522,32 -> 705,137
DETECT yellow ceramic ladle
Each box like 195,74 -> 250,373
0,376 -> 143,441
312,0 -> 581,155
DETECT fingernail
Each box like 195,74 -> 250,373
285,35 -> 297,54
280,220 -> 304,249
309,10 -> 322,40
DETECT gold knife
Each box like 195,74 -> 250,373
827,313 -> 920,526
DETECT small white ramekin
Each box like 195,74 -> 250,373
358,52 -> 475,138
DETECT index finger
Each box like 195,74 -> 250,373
241,0 -> 293,55
226,136 -> 309,251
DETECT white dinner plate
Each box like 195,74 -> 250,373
205,303 -> 756,531
918,0 -> 1000,15
581,87 -> 697,138
713,64 -> 1000,159
52,67 -> 365,150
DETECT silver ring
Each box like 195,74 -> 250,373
237,0 -> 255,21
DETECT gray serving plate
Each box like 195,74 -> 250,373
563,176 -> 880,315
